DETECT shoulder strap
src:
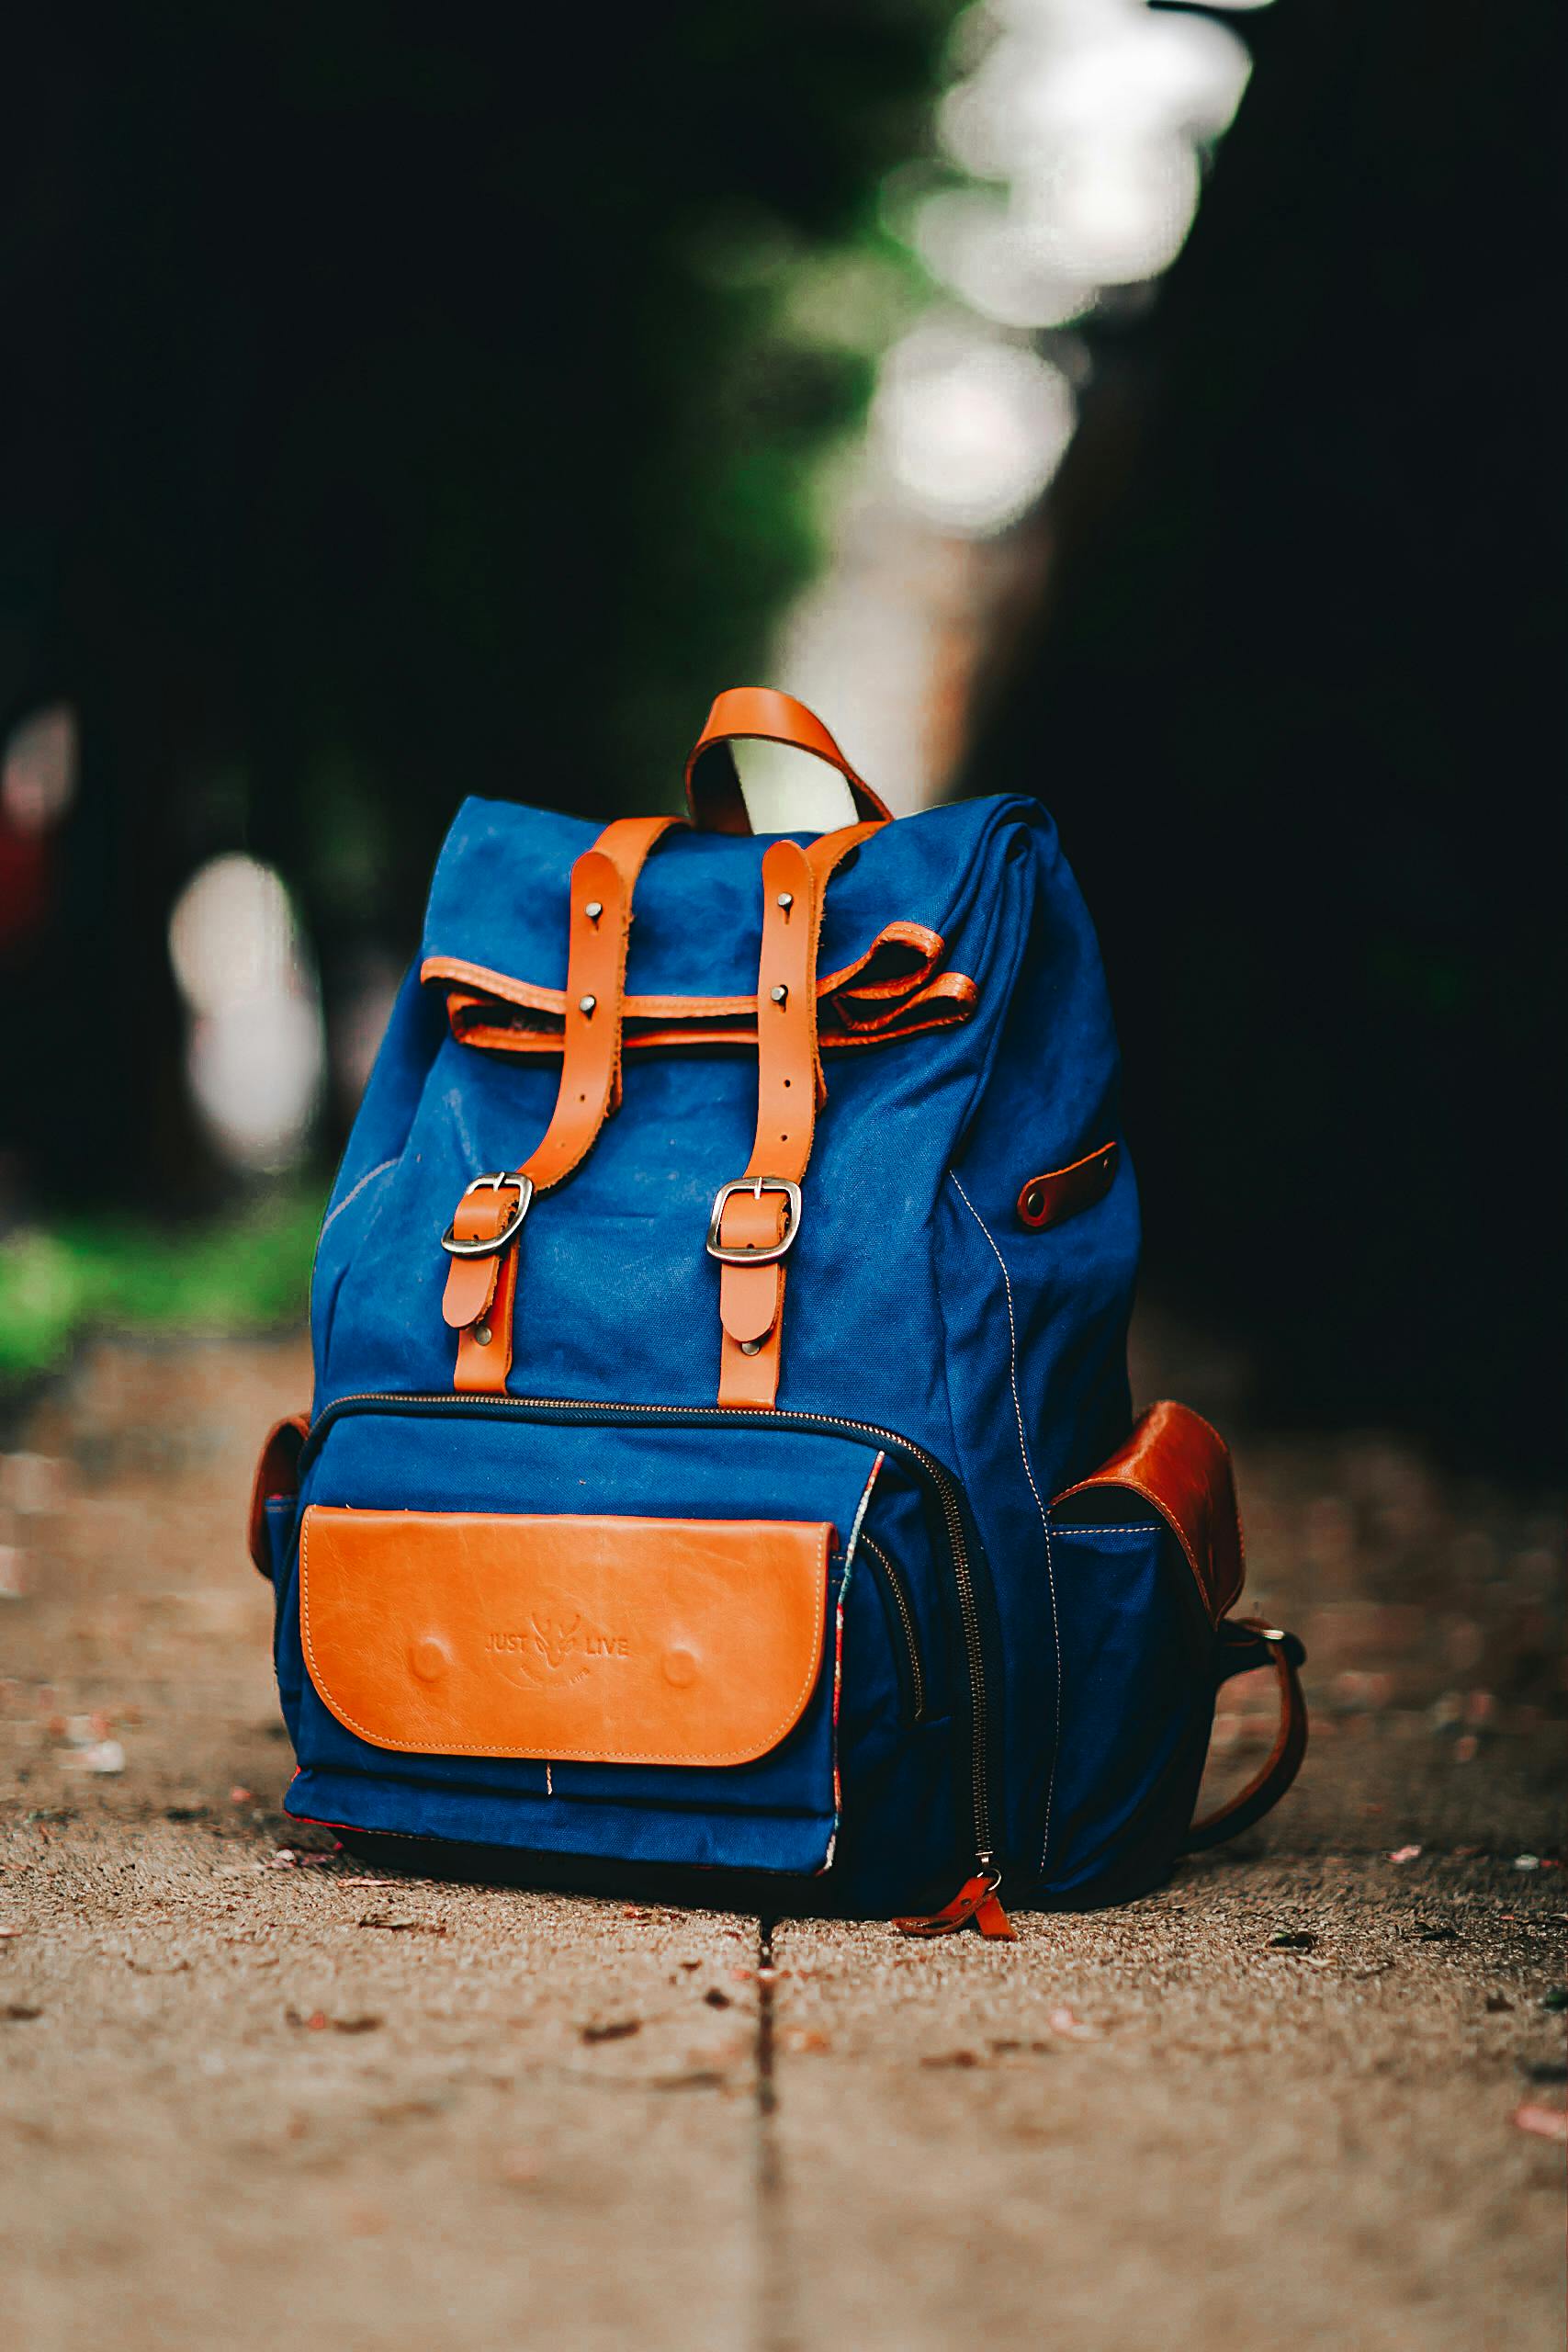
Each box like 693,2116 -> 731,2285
1185,1620 -> 1309,1851
440,813 -> 682,1393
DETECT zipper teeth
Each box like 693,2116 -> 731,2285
307,1388 -> 992,1859
858,1535 -> 926,1724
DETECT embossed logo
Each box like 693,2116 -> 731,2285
485,1607 -> 630,1689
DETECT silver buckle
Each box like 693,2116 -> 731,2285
705,1176 -> 803,1266
440,1172 -> 535,1258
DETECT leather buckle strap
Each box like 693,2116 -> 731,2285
714,818 -> 886,1408
440,1172 -> 535,1258
440,812 -> 682,1393
706,1177 -> 802,1266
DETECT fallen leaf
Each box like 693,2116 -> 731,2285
703,1989 -> 733,2010
1513,1855 -> 1541,1871
922,2049 -> 983,2068
1390,1846 -> 1423,1864
1513,2104 -> 1568,2143
332,2015 -> 383,2035
5,2004 -> 41,2021
356,1916 -> 446,1935
581,2019 -> 641,2044
1484,1993 -> 1514,2013
1268,1932 -> 1318,1951
230,1787 -> 254,1804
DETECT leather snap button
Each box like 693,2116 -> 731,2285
410,1636 -> 450,1682
662,1647 -> 697,1689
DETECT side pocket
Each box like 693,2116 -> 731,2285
1042,1400 -> 1243,1900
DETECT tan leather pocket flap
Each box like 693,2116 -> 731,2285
299,1508 -> 833,1767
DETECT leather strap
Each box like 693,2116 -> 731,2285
442,813 -> 682,1392
715,820 -> 883,1408
685,687 -> 893,836
1185,1619 -> 1309,1851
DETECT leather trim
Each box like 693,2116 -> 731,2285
422,925 -> 977,1056
247,1415 -> 310,1577
684,686 -> 892,834
1051,1399 -> 1245,1623
1017,1140 -> 1119,1231
299,1507 -> 833,1767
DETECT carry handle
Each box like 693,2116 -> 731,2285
1184,1619 -> 1309,1852
684,687 -> 893,836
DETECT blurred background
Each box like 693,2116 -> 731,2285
0,0 -> 1558,1473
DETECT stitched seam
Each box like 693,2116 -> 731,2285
949,1170 -> 1060,1875
299,1514 -> 829,1766
1050,1525 -> 1164,1537
320,1158 -> 397,1240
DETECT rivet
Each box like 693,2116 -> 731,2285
1025,1187 -> 1045,1220
739,1340 -> 761,1356
770,983 -> 788,1006
578,993 -> 597,1016
584,899 -> 604,923
473,1322 -> 492,1346
775,891 -> 794,912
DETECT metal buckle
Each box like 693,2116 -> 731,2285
440,1172 -> 535,1258
705,1176 -> 803,1266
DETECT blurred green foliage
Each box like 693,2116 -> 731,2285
0,1195 -> 321,1386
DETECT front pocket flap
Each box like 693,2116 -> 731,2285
299,1508 -> 833,1766
1050,1400 -> 1243,1623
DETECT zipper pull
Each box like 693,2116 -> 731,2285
894,1860 -> 1016,1941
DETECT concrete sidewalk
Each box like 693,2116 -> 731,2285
2,1338 -> 1562,2351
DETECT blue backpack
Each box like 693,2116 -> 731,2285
250,689 -> 1306,1936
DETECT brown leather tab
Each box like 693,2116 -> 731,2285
247,1414 -> 309,1577
1017,1140 -> 1119,1231
440,1191 -> 507,1330
1052,1399 -> 1244,1623
685,686 -> 893,836
446,814 -> 682,1394
299,1506 -> 833,1767
1186,1620 -> 1309,1851
717,1190 -> 787,1347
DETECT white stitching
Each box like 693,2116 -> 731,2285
320,1158 -> 398,1239
948,1170 -> 1061,1877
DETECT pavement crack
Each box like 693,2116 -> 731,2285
753,1915 -> 795,2352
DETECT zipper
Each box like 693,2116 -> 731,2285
298,1387 -> 996,1871
858,1534 -> 926,1725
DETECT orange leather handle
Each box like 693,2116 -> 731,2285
684,687 -> 893,836
1185,1620 -> 1309,1852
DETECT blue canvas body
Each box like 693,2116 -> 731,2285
255,774 -> 1293,1917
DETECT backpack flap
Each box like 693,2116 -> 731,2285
298,1507 -> 830,1768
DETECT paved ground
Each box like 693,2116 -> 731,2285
2,1334 -> 1562,2351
